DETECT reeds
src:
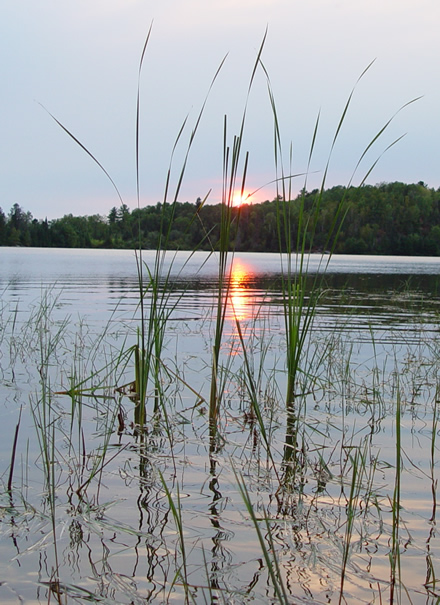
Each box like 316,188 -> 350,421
235,469 -> 290,604
2,28 -> 433,605
389,383 -> 402,603
260,62 -> 421,498
132,28 -> 228,434
208,33 -> 266,447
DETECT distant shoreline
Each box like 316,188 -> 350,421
2,181 -> 440,256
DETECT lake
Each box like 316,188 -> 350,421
1,247 -> 440,604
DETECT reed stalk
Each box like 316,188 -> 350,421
132,28 -> 229,434
7,405 -> 22,493
390,385 -> 402,603
429,390 -> 438,523
159,472 -> 191,604
338,443 -> 368,604
235,470 -> 290,604
261,60 -> 420,492
208,32 -> 266,447
24,30 -> 424,605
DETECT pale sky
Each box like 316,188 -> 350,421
1,0 -> 439,220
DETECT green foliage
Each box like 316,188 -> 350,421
3,181 -> 440,254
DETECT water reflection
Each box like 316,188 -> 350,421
229,259 -> 254,322
3,249 -> 440,341
3,249 -> 440,603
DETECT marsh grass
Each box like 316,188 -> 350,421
158,472 -> 191,604
208,34 -> 267,449
259,62 -> 422,500
389,383 -> 402,603
3,257 -> 440,604
425,398 -> 439,601
235,469 -> 290,604
338,442 -> 371,603
2,29 -> 436,605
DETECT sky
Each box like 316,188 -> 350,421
1,0 -> 439,220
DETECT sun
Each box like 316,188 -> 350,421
232,189 -> 250,207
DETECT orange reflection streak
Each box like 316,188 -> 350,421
229,259 -> 253,322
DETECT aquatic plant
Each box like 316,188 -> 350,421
2,25 -> 434,605
261,61 -> 421,495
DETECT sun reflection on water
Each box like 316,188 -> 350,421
229,259 -> 253,322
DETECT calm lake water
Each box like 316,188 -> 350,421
1,247 -> 440,604
3,247 -> 440,328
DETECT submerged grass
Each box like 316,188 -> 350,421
3,254 -> 440,604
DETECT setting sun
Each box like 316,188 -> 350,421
232,189 -> 250,207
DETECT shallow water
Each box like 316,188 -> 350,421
1,248 -> 440,604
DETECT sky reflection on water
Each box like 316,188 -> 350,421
1,248 -> 440,602
2,247 -> 440,339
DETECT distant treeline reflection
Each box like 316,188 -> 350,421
2,181 -> 440,256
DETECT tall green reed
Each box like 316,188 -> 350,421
389,383 -> 402,603
45,26 -> 225,435
132,42 -> 230,439
208,32 -> 266,448
32,33 -> 425,604
262,60 -> 420,489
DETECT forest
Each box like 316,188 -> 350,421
1,181 -> 440,256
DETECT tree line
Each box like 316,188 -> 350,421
1,181 -> 440,256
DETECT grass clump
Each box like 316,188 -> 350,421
1,27 -> 432,605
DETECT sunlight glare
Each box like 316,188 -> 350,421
230,259 -> 252,322
232,189 -> 250,207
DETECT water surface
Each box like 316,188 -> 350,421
1,248 -> 440,604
